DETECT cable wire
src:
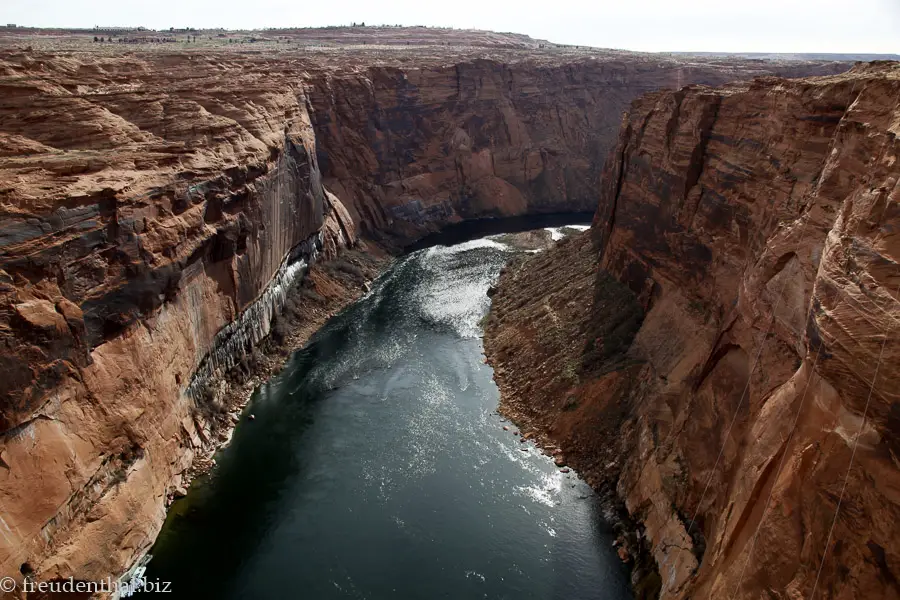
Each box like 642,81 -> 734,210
728,343 -> 822,598
809,281 -> 899,600
687,220 -> 812,535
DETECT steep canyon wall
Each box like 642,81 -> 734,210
0,47 -> 850,588
0,53 -> 357,584
485,61 -> 900,599
306,57 -> 850,244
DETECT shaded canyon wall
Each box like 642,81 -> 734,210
0,48 -> 852,588
485,61 -> 900,600
305,58 -> 851,244
0,53 -> 356,585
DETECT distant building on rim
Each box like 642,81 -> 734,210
5,24 -> 16,28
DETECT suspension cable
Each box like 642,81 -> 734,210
731,195 -> 898,598
809,281 -> 898,600
728,342 -> 822,598
687,220 -> 812,535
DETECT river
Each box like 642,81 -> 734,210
145,224 -> 631,600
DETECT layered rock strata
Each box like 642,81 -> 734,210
305,57 -> 851,243
0,53 -> 360,586
485,61 -> 900,599
0,45 -> 852,590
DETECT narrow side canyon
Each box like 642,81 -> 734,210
0,42 -> 857,591
485,61 -> 900,599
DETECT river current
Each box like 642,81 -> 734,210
146,225 -> 631,600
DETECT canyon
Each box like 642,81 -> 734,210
484,61 -> 900,599
0,26 -> 872,596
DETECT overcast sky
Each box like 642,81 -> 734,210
5,0 -> 899,54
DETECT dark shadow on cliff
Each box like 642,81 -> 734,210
580,271 -> 645,378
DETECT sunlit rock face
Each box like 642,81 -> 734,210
0,45 -> 849,587
486,61 -> 900,600
0,52 -> 356,584
595,62 -> 900,600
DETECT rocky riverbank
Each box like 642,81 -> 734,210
169,245 -> 387,502
484,62 -> 900,600
483,230 -> 660,598
0,31 -> 857,591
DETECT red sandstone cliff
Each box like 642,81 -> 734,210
0,42 -> 850,591
0,50 -> 361,586
306,57 -> 850,243
485,61 -> 900,599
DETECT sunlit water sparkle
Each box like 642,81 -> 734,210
146,229 -> 630,600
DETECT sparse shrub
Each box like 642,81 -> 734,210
332,259 -> 364,278
271,314 -> 289,344
191,379 -> 225,424
195,379 -> 216,404
562,359 -> 579,384
300,286 -> 325,304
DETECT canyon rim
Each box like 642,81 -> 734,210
485,61 -> 900,599
0,23 -> 896,600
